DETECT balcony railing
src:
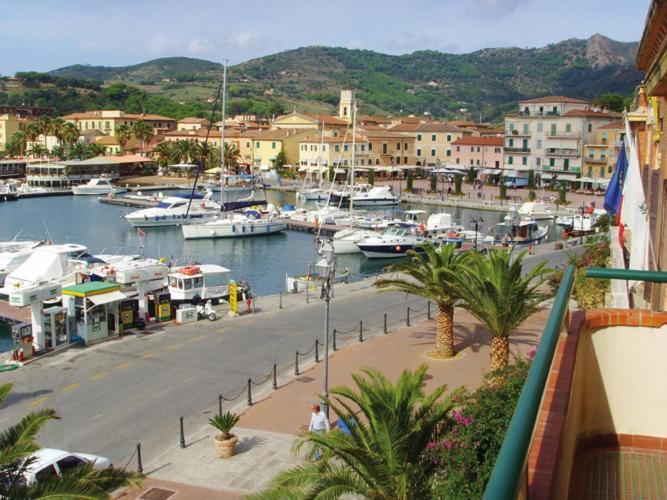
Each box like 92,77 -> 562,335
545,148 -> 579,157
541,166 -> 581,173
545,131 -> 580,138
483,267 -> 667,500
508,131 -> 531,137
504,147 -> 531,153
519,111 -> 560,117
584,157 -> 607,164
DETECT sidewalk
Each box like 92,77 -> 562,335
119,306 -> 549,497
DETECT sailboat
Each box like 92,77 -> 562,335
181,64 -> 287,240
298,121 -> 329,201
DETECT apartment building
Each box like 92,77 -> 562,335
581,120 -> 624,186
63,110 -> 176,136
0,114 -> 27,152
504,96 -> 617,184
389,121 -> 470,166
451,136 -> 504,169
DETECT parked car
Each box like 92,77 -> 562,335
23,448 -> 111,484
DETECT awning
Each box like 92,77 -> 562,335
556,174 -> 579,181
482,168 -> 501,175
579,176 -> 595,183
540,173 -> 554,179
88,290 -> 129,306
506,170 -> 519,177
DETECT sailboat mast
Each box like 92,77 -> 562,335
220,62 -> 227,206
319,120 -> 324,188
350,97 -> 356,221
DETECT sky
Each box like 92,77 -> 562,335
0,0 -> 651,75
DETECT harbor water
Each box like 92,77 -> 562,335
0,190 -> 562,351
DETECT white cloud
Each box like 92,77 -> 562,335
229,31 -> 261,50
147,33 -> 177,55
465,0 -> 529,19
188,37 -> 216,54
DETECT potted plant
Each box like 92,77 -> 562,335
209,411 -> 240,458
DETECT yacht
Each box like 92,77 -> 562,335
425,212 -> 466,236
204,174 -> 258,210
124,194 -> 221,227
517,201 -> 556,220
329,184 -> 399,207
331,227 -> 379,254
72,177 -> 126,196
297,187 -> 329,201
182,209 -> 287,240
0,241 -> 44,286
357,224 -> 427,259
485,209 -> 548,246
0,181 -> 18,202
84,255 -> 169,294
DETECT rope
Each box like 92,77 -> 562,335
122,446 -> 137,469
297,342 -> 317,358
409,303 -> 428,312
250,370 -> 273,386
220,385 -> 247,402
335,320 -> 362,335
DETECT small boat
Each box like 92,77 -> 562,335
329,184 -> 399,207
181,209 -> 287,240
168,264 -> 250,305
517,201 -> 556,220
298,187 -> 329,201
0,181 -> 18,202
485,209 -> 548,246
285,269 -> 351,293
331,227 -> 379,254
72,177 -> 127,196
124,193 -> 221,227
357,224 -> 427,259
425,212 -> 466,236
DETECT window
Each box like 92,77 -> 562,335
523,106 -> 529,114
417,134 -> 422,141
271,142 -> 276,149
522,157 -> 527,166
599,167 -> 605,178
471,146 -> 474,152
404,157 -> 407,163
523,123 -> 529,134
588,148 -> 594,159
360,144 -> 365,151
495,147 -> 501,153
57,456 -> 86,474
588,124 -> 592,133
246,142 -> 250,148
105,121 -> 110,129
588,166 -> 593,176
456,158 -> 460,164
477,147 -> 481,152
430,149 -> 436,157
403,143 -> 408,150
446,134 -> 451,142
565,123 -> 572,133
508,139 -> 514,147
431,134 -> 436,141
360,159 -> 365,165
522,139 -> 528,149
395,157 -> 401,164
255,142 -> 260,148
537,123 -> 543,133
343,160 -> 348,166
495,160 -> 500,168
322,145 -> 326,151
549,158 -> 555,167
550,124 -> 557,136
601,132 -> 608,143
476,159 -> 480,166
564,159 -> 570,170
368,143 -> 372,151
416,148 -> 422,156
335,145 -> 340,152
446,149 -> 451,157
36,465 -> 58,482
536,158 -> 541,166
552,106 -> 557,114
509,122 -> 515,131
508,156 -> 513,165
456,146 -> 460,152
382,143 -> 388,154
608,166 -> 612,173
344,144 -> 349,152
536,140 -> 542,149
396,143 -> 401,151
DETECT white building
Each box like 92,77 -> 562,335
504,96 -> 617,184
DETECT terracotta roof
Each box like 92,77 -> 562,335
598,120 -> 624,130
451,136 -> 504,146
562,109 -> 615,118
237,128 -> 313,141
301,113 -> 349,126
163,129 -> 220,139
416,123 -> 469,133
518,96 -> 588,105
389,123 -> 420,132
62,111 -> 175,121
357,115 -> 392,124
449,120 -> 490,128
402,116 -> 421,124
480,127 -> 505,135
362,129 -> 414,139
178,117 -> 210,124
299,135 -> 364,144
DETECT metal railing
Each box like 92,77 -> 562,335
483,266 -> 667,499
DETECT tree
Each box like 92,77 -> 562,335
61,122 -> 80,147
175,139 -> 197,164
254,365 -> 453,499
454,174 -> 462,195
68,142 -> 88,160
153,141 -> 178,168
499,181 -> 507,200
328,165 -> 335,182
368,168 -> 375,186
115,124 -> 132,155
406,169 -> 413,191
223,142 -> 240,171
376,243 -> 468,358
430,173 -> 437,193
528,189 -> 536,201
36,116 -> 51,145
50,117 -> 65,145
454,249 -> 551,371
559,182 -> 568,204
467,166 -> 476,184
86,143 -> 107,158
527,169 -> 535,189
7,131 -> 27,157
51,144 -> 66,160
28,143 -> 48,158
0,383 -> 138,498
132,121 -> 154,155
594,93 -> 625,113
272,150 -> 288,176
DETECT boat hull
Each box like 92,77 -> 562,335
125,212 -> 219,227
357,243 -> 421,259
182,221 -> 287,239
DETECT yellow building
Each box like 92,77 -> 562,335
389,121 -> 470,165
0,114 -> 27,152
244,129 -> 313,168
271,111 -> 349,133
63,110 -> 176,136
582,120 -> 624,185
177,117 -> 211,131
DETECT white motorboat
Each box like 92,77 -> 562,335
0,241 -> 44,286
298,187 -> 329,201
357,224 -> 427,259
72,177 -> 126,196
330,184 -> 399,207
204,174 -> 258,209
0,181 -> 18,202
167,264 -> 250,305
331,227 -> 379,254
485,209 -> 548,246
517,201 -> 556,220
425,212 -> 466,235
85,255 -> 169,294
124,194 -> 221,227
182,209 -> 287,239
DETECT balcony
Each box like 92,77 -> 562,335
484,265 -> 667,500
545,148 -> 579,157
508,130 -> 532,137
519,111 -> 560,117
584,157 -> 607,164
542,165 -> 581,173
546,131 -> 580,139
504,147 -> 531,154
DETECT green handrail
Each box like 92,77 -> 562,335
586,267 -> 667,283
482,264 -> 576,500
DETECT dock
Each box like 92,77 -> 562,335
284,219 -> 341,236
98,197 -> 157,208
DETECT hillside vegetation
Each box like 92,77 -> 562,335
1,34 -> 643,121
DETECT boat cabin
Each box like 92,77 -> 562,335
168,264 -> 231,304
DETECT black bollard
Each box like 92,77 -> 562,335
247,378 -> 253,406
179,416 -> 185,449
315,339 -> 319,363
359,320 -> 363,342
279,291 -> 283,309
273,363 -> 278,390
407,307 -> 411,327
295,351 -> 299,375
427,301 -> 431,320
218,394 -> 222,418
384,313 -> 388,334
136,442 -> 143,475
306,284 -> 309,303
332,329 -> 337,351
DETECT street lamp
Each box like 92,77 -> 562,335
471,217 -> 483,251
316,238 -> 337,419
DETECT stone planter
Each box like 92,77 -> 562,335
214,434 -> 238,458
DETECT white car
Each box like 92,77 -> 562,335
23,448 -> 112,484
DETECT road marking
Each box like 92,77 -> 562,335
89,371 -> 109,381
189,334 -> 207,342
165,343 -> 183,351
115,362 -> 131,370
28,396 -> 49,408
61,383 -> 80,393
141,352 -> 156,359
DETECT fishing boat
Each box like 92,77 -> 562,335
357,224 -> 427,259
285,268 -> 351,293
485,209 -> 548,246
72,177 -> 127,196
181,209 -> 287,239
124,193 -> 221,227
168,264 -> 251,305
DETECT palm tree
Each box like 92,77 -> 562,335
68,142 -> 88,160
253,365 -> 452,499
36,116 -> 51,145
61,122 -> 80,147
7,131 -> 26,157
50,117 -> 65,146
51,144 -> 66,161
375,242 -> 468,358
223,142 -> 240,171
24,122 -> 40,145
153,141 -> 178,169
28,143 -> 48,159
0,383 -> 139,498
454,248 -> 551,371
115,124 -> 132,155
132,121 -> 154,155
86,143 -> 107,158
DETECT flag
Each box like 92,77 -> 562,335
603,141 -> 628,215
619,116 -> 650,273
138,228 -> 146,237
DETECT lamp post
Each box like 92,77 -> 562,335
578,203 -> 586,244
471,217 -> 483,251
316,239 -> 337,420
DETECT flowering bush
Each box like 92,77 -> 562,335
426,357 -> 531,499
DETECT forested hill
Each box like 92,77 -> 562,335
2,34 -> 642,120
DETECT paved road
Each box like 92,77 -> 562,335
0,245 -> 580,469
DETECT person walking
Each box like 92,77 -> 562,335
308,403 -> 330,460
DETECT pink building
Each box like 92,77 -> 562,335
451,136 -> 504,169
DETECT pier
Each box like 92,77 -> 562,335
284,219 -> 341,236
98,197 -> 157,208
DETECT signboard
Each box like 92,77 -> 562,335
229,280 -> 238,316
9,284 -> 61,307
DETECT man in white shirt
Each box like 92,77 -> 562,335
309,403 -> 330,433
